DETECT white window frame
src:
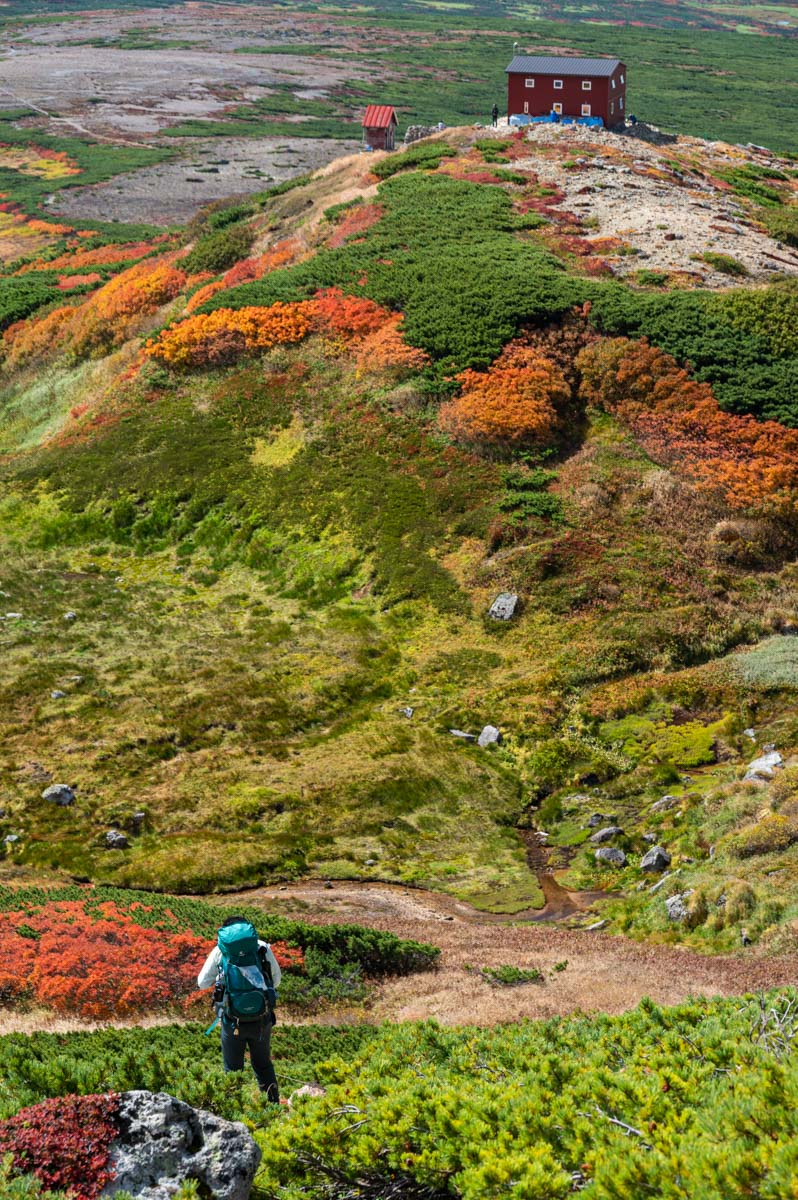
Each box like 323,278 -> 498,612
525,77 -> 535,88
619,96 -> 624,109
582,80 -> 592,91
552,102 -> 563,114
523,101 -> 529,114
581,103 -> 591,117
620,73 -> 625,83
611,77 -> 616,88
553,79 -> 563,90
610,101 -> 615,115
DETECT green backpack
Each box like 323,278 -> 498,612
217,921 -> 276,1023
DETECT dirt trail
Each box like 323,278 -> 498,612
219,880 -> 798,1025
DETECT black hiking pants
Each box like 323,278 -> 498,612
221,1015 -> 279,1101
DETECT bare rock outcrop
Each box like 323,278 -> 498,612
101,1091 -> 261,1200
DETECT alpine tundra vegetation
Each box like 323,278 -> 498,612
1,0 -> 798,1192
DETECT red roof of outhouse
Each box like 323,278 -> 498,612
362,105 -> 397,129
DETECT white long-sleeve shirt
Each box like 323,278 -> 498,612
197,940 -> 282,990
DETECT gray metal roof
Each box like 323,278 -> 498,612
506,56 -> 623,77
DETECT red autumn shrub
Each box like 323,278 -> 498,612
58,272 -> 102,290
0,1093 -> 119,1200
440,347 -> 570,450
69,256 -> 187,359
576,337 -> 798,515
328,204 -> 384,249
0,901 -> 305,1019
17,240 -> 165,275
312,286 -> 392,341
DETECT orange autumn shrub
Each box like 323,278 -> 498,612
577,337 -> 798,514
146,301 -> 315,369
440,349 -> 570,450
355,315 -> 430,376
69,256 -> 187,359
186,279 -> 226,313
2,304 -> 77,368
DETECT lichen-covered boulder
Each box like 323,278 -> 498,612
102,1091 -> 261,1200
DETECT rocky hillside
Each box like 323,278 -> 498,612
0,122 -> 797,950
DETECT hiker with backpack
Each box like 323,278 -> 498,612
197,915 -> 283,1102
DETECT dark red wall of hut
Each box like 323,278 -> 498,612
364,125 -> 395,151
507,67 -> 626,126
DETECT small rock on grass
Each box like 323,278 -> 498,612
449,729 -> 477,742
595,847 -> 627,867
488,592 -> 519,621
478,725 -> 501,748
590,825 -> 623,844
105,829 -> 129,850
744,749 -> 782,782
42,784 -> 75,807
665,892 -> 691,923
651,794 -> 679,812
641,845 -> 671,873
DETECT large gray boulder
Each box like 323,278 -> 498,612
641,845 -> 671,873
42,783 -> 75,807
590,825 -> 623,845
102,1091 -> 260,1200
595,847 -> 626,868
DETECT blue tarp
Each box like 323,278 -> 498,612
509,114 -> 604,128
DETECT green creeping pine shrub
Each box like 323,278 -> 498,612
0,277 -> 61,331
182,221 -> 255,274
701,251 -> 749,277
258,992 -> 798,1200
476,138 -> 511,163
0,1158 -> 71,1200
201,172 -> 578,374
499,466 -> 565,524
370,141 -> 457,179
207,202 -> 256,230
0,1023 -> 382,1122
723,278 -> 798,357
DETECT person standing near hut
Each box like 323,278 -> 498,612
491,102 -> 499,127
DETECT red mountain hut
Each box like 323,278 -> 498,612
362,105 -> 398,151
506,56 -> 627,127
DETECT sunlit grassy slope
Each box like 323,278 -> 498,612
0,137 -> 796,945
